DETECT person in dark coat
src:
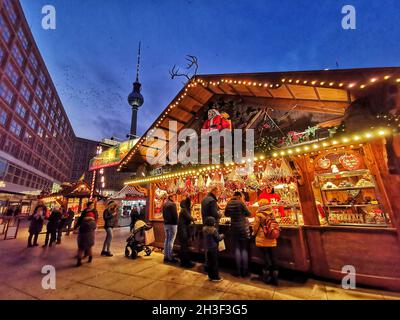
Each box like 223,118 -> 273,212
5,207 -> 14,216
56,207 -> 68,244
101,201 -> 118,257
27,201 -> 46,247
201,187 -> 221,270
65,208 -> 75,235
202,216 -> 224,282
162,195 -> 178,263
75,201 -> 98,267
43,205 -> 62,247
130,206 -> 140,231
224,191 -> 251,277
201,187 -> 221,226
177,197 -> 195,268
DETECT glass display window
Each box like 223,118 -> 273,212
312,148 -> 390,227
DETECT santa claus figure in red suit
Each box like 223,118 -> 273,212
202,109 -> 232,132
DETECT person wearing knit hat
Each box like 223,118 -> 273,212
253,198 -> 279,285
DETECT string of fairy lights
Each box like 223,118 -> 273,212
118,72 -> 400,176
123,127 -> 395,186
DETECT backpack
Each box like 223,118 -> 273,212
262,213 -> 280,239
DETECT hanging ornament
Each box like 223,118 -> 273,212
246,172 -> 260,190
176,177 -> 185,194
197,175 -> 206,192
339,153 -> 361,171
317,157 -> 331,170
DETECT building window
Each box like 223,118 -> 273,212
0,15 -> 11,43
24,67 -> 35,86
0,46 -> 4,63
50,109 -> 55,119
28,115 -> 36,130
32,100 -> 40,114
4,0 -> 17,25
9,120 -> 22,137
46,87 -> 52,98
17,27 -> 29,50
47,122 -> 52,132
35,86 -> 43,100
37,127 -> 44,138
29,53 -> 38,70
40,113 -> 47,124
0,107 -> 7,126
0,81 -> 14,105
20,83 -> 31,102
15,101 -> 26,119
5,62 -> 19,86
39,71 -> 46,86
43,100 -> 50,110
11,44 -> 24,67
55,119 -> 59,127
23,131 -> 34,147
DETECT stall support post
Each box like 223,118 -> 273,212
147,183 -> 155,222
367,141 -> 400,239
294,157 -> 320,226
294,156 -> 331,276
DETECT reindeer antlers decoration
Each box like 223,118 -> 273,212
169,55 -> 199,83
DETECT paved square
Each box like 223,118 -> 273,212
0,225 -> 399,300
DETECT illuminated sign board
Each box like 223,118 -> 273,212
89,139 -> 138,171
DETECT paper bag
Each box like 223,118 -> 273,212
144,228 -> 155,245
218,239 -> 226,252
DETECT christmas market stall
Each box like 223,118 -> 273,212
39,181 -> 107,226
109,185 -> 148,226
118,67 -> 400,291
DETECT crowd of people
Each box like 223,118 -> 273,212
26,200 -> 119,267
161,186 -> 281,285
27,201 -> 75,248
25,189 -> 280,285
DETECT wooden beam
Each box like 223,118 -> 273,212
284,84 -> 296,99
177,104 -> 198,116
216,85 -> 230,95
141,144 -> 161,151
244,85 -> 257,97
212,95 -> 347,115
227,84 -> 243,97
166,114 -> 186,125
159,125 -> 177,133
186,93 -> 205,105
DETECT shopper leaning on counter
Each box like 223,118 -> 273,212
201,186 -> 222,226
253,199 -> 279,286
224,191 -> 251,277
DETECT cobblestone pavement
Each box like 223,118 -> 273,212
0,225 -> 399,300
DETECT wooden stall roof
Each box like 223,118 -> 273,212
118,67 -> 400,172
40,181 -> 104,200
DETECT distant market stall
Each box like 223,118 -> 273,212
39,181 -> 106,213
118,67 -> 400,291
109,185 -> 147,226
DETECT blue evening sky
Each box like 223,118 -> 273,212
19,0 -> 400,141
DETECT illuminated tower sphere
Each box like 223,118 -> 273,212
128,42 -> 144,137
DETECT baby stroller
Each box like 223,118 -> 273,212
125,220 -> 152,259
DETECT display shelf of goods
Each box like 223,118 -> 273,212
316,169 -> 389,226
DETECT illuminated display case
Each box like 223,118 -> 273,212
313,150 -> 390,226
